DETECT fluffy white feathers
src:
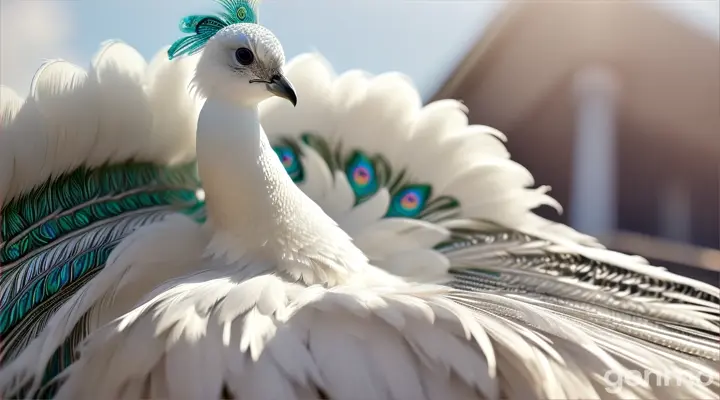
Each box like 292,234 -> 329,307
50,260 -> 720,400
0,40 -> 203,392
257,54 -> 559,281
1,43 -> 718,400
260,54 -> 557,227
258,52 -> 720,320
0,40 -> 200,207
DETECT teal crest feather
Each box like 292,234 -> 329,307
168,0 -> 261,59
271,133 -> 461,221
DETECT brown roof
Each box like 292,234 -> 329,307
431,1 -> 720,159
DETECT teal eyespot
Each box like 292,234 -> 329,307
386,184 -> 431,218
345,152 -> 379,204
273,145 -> 304,182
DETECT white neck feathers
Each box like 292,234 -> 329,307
196,98 -> 367,285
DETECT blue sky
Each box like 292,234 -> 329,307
0,0 -> 505,99
1,0 -> 718,100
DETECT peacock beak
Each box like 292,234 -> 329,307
266,74 -> 297,107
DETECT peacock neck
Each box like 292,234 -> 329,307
196,98 -> 368,284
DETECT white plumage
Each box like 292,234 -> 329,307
0,10 -> 718,400
258,54 -> 719,335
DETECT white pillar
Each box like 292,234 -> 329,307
658,178 -> 691,243
569,66 -> 620,238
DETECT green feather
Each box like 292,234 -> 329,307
0,160 -> 204,394
179,15 -> 217,33
167,27 -> 218,60
301,132 -> 336,171
1,162 -> 199,255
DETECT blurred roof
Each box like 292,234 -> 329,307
428,0 -> 718,100
431,0 -> 720,159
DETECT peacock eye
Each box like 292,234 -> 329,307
345,152 -> 379,204
235,47 -> 254,66
273,145 -> 304,182
386,185 -> 431,218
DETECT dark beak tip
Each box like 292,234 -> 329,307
267,74 -> 297,107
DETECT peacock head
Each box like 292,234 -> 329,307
168,0 -> 296,107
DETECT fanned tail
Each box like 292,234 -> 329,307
440,220 -> 719,337
258,53 -> 720,358
0,47 -> 717,400
0,40 -> 203,395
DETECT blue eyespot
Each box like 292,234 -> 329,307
345,152 -> 379,204
273,145 -> 304,182
386,185 -> 431,218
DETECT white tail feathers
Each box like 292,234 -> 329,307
145,46 -> 203,164
0,86 -> 22,203
88,40 -> 151,165
335,72 -> 422,161
1,86 -> 23,128
0,41 -> 201,206
261,53 -> 558,229
257,53 -> 560,284
258,52 -> 720,309
260,53 -> 336,143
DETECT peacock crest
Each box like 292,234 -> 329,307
168,0 -> 261,59
271,133 -> 461,221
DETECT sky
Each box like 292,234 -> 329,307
1,0 -> 718,100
